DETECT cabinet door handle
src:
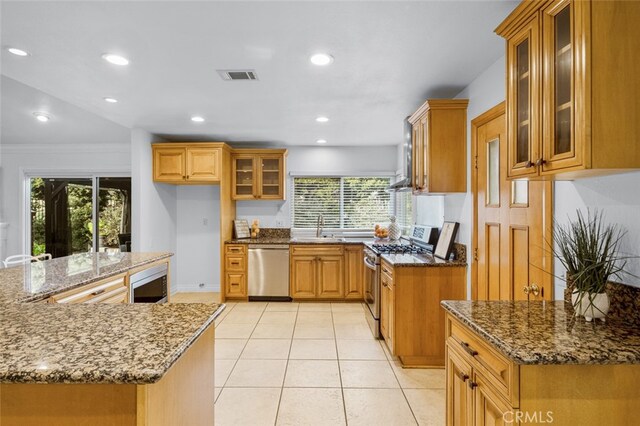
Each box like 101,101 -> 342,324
460,341 -> 478,357
456,371 -> 469,382
91,289 -> 106,296
468,381 -> 478,390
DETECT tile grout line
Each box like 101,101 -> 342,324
332,303 -> 349,426
218,303 -> 266,391
384,343 -> 420,425
273,302 -> 300,425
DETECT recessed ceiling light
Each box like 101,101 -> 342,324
7,47 -> 29,57
316,116 -> 329,123
33,112 -> 50,122
191,116 -> 205,123
101,53 -> 129,66
316,139 -> 327,144
103,97 -> 118,103
310,53 -> 334,66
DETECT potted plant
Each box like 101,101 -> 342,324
551,210 -> 628,322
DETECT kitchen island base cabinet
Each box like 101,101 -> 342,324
382,261 -> 466,367
445,314 -> 640,426
0,326 -> 215,426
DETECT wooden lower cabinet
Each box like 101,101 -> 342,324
445,313 -> 640,426
344,245 -> 364,299
49,273 -> 128,304
290,245 -> 344,300
382,261 -> 466,367
316,256 -> 344,299
224,245 -> 248,300
380,270 -> 394,350
0,325 -> 215,426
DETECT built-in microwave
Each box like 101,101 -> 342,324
130,262 -> 168,303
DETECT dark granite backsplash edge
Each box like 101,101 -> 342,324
563,280 -> 640,327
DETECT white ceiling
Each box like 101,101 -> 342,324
1,1 -> 517,146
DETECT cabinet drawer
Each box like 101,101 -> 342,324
225,256 -> 246,272
381,261 -> 394,283
290,245 -> 344,256
226,245 -> 247,255
87,286 -> 128,304
50,274 -> 127,304
225,273 -> 247,297
446,315 -> 518,405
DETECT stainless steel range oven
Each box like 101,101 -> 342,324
363,247 -> 381,338
130,262 -> 168,303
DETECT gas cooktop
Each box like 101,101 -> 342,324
369,243 -> 432,255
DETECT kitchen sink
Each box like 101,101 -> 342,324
291,237 -> 346,243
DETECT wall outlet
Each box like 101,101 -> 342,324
199,283 -> 205,288
202,218 -> 208,226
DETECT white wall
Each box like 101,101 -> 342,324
130,129 -> 178,290
554,173 -> 640,293
176,186 -> 220,292
235,145 -> 398,228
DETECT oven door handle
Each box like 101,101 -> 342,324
364,257 -> 378,271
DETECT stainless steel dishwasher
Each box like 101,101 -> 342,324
248,244 -> 291,301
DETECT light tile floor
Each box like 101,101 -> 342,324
173,293 -> 445,425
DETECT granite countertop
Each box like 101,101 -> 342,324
0,252 -> 172,303
226,237 -> 374,245
381,253 -> 467,267
0,302 -> 224,384
441,300 -> 640,365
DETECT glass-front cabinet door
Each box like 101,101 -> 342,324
258,155 -> 284,199
507,16 -> 540,178
542,0 -> 585,172
233,156 -> 256,200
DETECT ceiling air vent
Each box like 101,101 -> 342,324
217,69 -> 258,81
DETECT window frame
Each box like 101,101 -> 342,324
289,172 -> 395,232
22,169 -> 131,256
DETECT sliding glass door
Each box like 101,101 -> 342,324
29,176 -> 131,258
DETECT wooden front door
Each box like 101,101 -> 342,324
473,102 -> 553,301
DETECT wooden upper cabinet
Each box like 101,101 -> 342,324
186,148 -> 220,182
409,99 -> 468,194
152,143 -> 224,184
154,148 -> 186,182
497,0 -> 640,179
232,150 -> 287,200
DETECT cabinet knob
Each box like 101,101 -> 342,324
525,160 -> 534,168
468,381 -> 478,390
535,158 -> 547,167
456,371 -> 469,382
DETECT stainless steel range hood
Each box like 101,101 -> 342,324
387,117 -> 413,192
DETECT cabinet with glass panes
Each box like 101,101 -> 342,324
497,0 -> 640,179
231,150 -> 287,200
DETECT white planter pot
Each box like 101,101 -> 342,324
571,291 -> 610,322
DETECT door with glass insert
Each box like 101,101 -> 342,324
258,155 -> 284,200
233,156 -> 256,200
506,16 -> 540,178
542,0 -> 584,172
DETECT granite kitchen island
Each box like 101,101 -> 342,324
0,253 -> 224,425
441,300 -> 640,426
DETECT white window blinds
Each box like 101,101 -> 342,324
292,177 -> 392,229
395,191 -> 413,235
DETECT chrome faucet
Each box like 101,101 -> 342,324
316,214 -> 325,238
